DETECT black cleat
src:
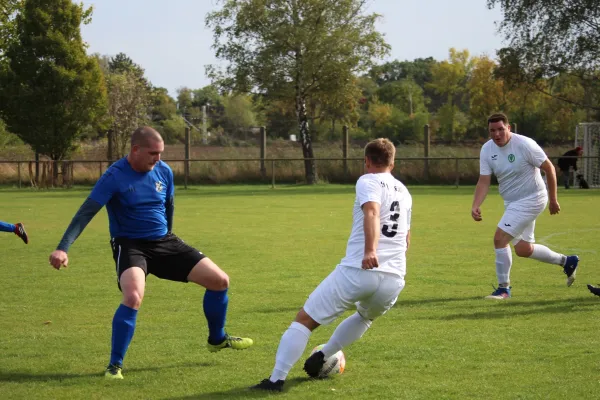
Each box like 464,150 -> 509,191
303,350 -> 325,378
14,223 -> 28,244
587,284 -> 600,297
251,378 -> 284,392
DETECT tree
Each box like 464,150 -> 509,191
106,70 -> 150,158
176,87 -> 194,115
0,0 -> 22,62
377,78 -> 426,116
489,0 -> 600,116
206,0 -> 389,184
0,0 -> 106,165
222,94 -> 257,136
467,55 -> 508,136
109,52 -> 148,87
428,48 -> 473,140
150,87 -> 177,123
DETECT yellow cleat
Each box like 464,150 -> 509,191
207,334 -> 254,352
104,364 -> 124,380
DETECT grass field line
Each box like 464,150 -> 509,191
538,228 -> 600,255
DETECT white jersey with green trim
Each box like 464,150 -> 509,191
479,133 -> 548,203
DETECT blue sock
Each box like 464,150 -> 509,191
110,304 -> 138,366
203,289 -> 229,345
0,221 -> 15,233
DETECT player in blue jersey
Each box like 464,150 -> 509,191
48,126 -> 253,380
0,221 -> 28,244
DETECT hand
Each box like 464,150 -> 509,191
362,250 -> 379,270
471,207 -> 482,221
49,250 -> 68,270
549,200 -> 560,215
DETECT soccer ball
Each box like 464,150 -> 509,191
310,344 -> 345,378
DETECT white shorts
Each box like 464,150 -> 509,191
498,196 -> 547,244
303,265 -> 405,325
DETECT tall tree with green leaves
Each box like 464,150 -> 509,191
427,48 -> 473,140
0,0 -> 22,62
0,0 -> 106,164
489,0 -> 600,116
206,0 -> 389,183
106,70 -> 150,158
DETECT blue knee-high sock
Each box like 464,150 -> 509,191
0,221 -> 15,233
110,304 -> 138,366
203,289 -> 229,345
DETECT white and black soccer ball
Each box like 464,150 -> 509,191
310,344 -> 346,378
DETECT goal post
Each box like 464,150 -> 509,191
575,123 -> 600,188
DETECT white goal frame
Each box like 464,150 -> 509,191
574,123 -> 600,188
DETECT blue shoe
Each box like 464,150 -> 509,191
485,286 -> 511,300
563,256 -> 579,287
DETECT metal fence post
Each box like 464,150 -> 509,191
271,160 -> 275,189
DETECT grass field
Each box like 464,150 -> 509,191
0,185 -> 599,400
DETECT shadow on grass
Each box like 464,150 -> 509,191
253,306 -> 302,315
163,377 -> 309,400
0,361 -> 213,383
395,296 -> 484,307
434,296 -> 600,320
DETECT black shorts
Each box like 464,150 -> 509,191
110,233 -> 205,289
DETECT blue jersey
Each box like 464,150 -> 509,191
90,158 -> 174,240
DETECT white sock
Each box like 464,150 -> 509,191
529,244 -> 566,266
270,322 -> 311,382
495,247 -> 512,286
321,312 -> 372,358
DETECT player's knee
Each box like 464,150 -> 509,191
493,237 -> 508,248
214,272 -> 229,291
515,243 -> 533,258
122,290 -> 143,309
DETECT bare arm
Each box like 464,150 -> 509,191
471,174 -> 491,221
540,159 -> 561,215
406,230 -> 411,252
362,201 -> 380,270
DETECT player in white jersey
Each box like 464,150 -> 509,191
471,113 -> 579,300
252,138 -> 412,392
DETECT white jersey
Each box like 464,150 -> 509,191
338,173 -> 412,278
479,133 -> 548,203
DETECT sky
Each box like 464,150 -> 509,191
80,0 -> 506,97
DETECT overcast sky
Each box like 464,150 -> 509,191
80,0 -> 506,96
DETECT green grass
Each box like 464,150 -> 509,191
0,185 -> 599,399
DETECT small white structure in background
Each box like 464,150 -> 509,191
575,123 -> 600,188
289,134 -> 297,141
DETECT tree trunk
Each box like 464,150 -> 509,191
296,94 -> 317,184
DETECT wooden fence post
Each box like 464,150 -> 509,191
35,152 -> 39,185
424,124 -> 430,182
260,126 -> 267,179
184,127 -> 190,189
342,125 -> 349,176
454,158 -> 460,187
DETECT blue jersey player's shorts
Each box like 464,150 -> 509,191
110,233 -> 205,290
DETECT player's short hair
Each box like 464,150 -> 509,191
131,126 -> 163,147
364,138 -> 395,167
487,113 -> 509,126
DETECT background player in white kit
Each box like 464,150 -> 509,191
471,113 -> 579,300
252,138 -> 412,392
